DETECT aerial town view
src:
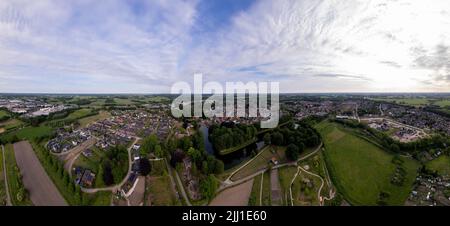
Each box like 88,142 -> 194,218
0,0 -> 449,213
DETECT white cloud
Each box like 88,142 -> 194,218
184,0 -> 450,92
0,0 -> 449,93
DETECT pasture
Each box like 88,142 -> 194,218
316,121 -> 419,205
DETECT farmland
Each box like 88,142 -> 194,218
78,111 -> 111,127
13,141 -> 67,206
2,126 -> 54,141
0,119 -> 23,132
316,121 -> 420,205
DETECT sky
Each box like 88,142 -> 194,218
0,0 -> 449,93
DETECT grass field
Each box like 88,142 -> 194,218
0,119 -> 24,131
370,97 -> 430,107
261,171 -> 271,206
230,146 -> 286,181
248,173 -> 262,206
78,111 -> 111,127
426,155 -> 450,177
67,109 -> 94,120
0,146 -> 7,205
4,144 -> 33,206
113,98 -> 133,105
145,160 -> 179,206
146,175 -> 179,206
434,100 -> 450,108
86,191 -> 112,206
316,121 -> 420,206
4,126 -> 54,141
0,110 -> 9,119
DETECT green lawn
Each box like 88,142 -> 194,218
0,110 -> 9,119
426,155 -> 450,176
146,175 -> 179,206
316,121 -> 420,206
434,100 -> 450,108
113,98 -> 133,105
248,173 -> 262,206
78,111 -> 111,127
4,126 -> 54,141
67,109 -> 94,120
370,98 -> 430,107
0,145 -> 7,205
261,171 -> 271,206
0,119 -> 24,131
85,191 -> 112,206
230,146 -> 285,181
46,108 -> 96,127
4,144 -> 33,206
145,160 -> 179,206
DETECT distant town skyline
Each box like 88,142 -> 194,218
0,0 -> 449,93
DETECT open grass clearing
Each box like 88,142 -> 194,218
230,146 -> 286,181
78,111 -> 111,127
316,121 -> 420,206
426,155 -> 450,177
4,143 -> 32,206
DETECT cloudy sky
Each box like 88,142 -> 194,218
0,0 -> 449,93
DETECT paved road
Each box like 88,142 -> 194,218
81,138 -> 140,193
14,141 -> 67,206
1,145 -> 12,206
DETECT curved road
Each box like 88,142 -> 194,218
81,138 -> 140,193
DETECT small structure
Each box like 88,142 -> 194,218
270,157 -> 279,165
81,170 -> 96,187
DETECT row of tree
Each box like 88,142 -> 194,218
209,123 -> 258,151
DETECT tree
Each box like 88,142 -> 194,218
263,133 -> 271,146
286,144 -> 300,161
271,132 -> 284,146
154,145 -> 164,158
214,160 -> 224,174
138,158 -> 151,176
141,134 -> 159,156
202,161 -> 209,174
102,162 -> 114,186
390,144 -> 400,152
187,147 -> 202,164
199,175 -> 218,201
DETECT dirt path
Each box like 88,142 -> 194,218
210,178 -> 254,206
14,141 -> 67,206
1,145 -> 12,206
